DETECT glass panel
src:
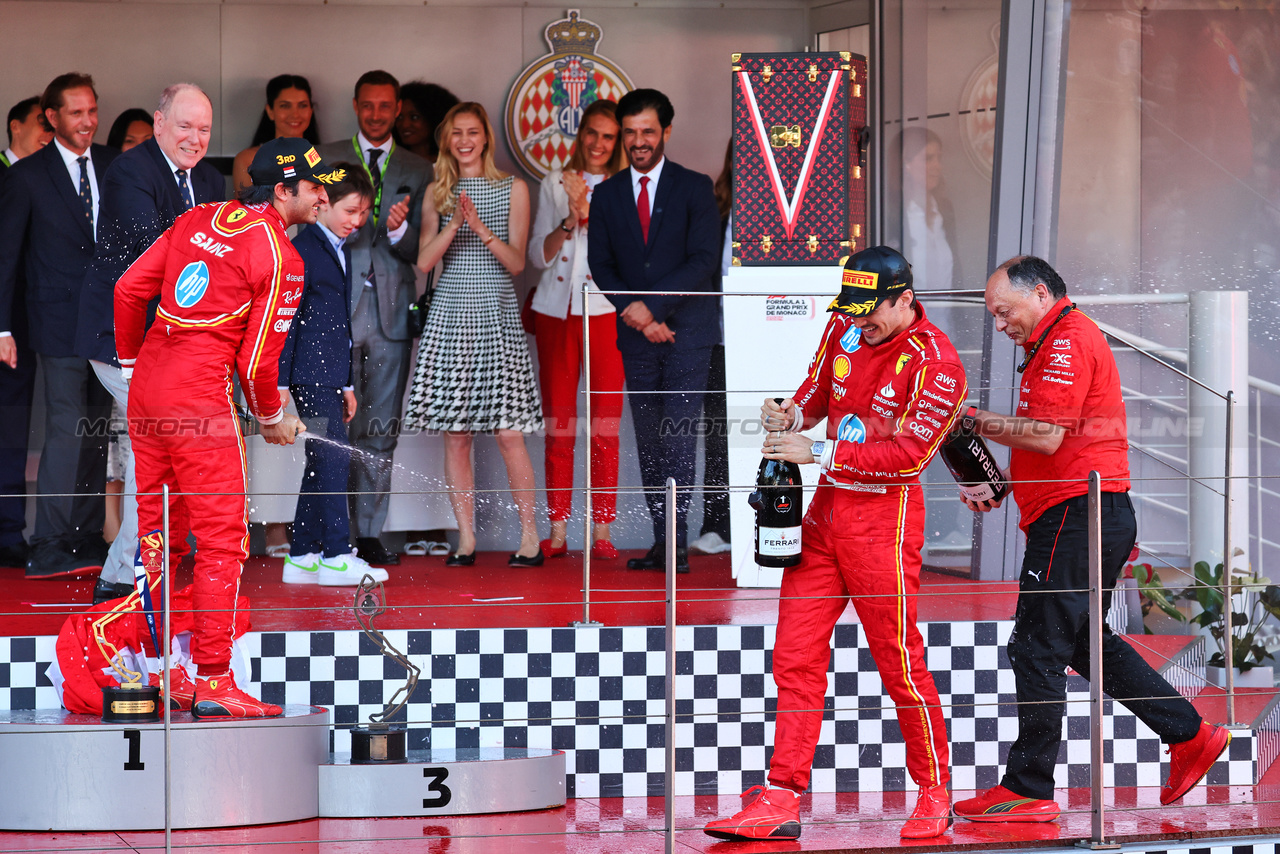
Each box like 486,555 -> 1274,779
879,0 -> 1004,573
1058,3 -> 1280,574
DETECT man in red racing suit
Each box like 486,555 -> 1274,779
706,247 -> 966,842
115,138 -> 338,718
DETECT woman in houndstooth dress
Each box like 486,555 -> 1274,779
405,102 -> 544,566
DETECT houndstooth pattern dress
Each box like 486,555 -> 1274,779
404,176 -> 544,433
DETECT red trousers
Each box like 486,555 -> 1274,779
533,312 -> 625,523
130,389 -> 246,673
769,482 -> 950,792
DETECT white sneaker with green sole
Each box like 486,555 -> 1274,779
318,552 -> 389,586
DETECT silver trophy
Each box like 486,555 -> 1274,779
349,574 -> 421,763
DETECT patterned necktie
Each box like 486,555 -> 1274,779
637,175 -> 650,243
367,148 -> 383,221
77,156 -> 93,226
176,169 -> 195,211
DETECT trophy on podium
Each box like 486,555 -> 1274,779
349,574 -> 421,763
95,531 -> 168,723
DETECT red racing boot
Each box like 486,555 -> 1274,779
704,786 -> 801,841
901,783 -> 952,839
1161,722 -> 1231,805
150,667 -> 196,711
954,785 -> 1059,822
191,671 -> 282,719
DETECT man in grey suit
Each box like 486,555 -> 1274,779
319,70 -> 429,566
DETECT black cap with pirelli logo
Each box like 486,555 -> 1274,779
828,245 -> 914,317
249,137 -> 345,187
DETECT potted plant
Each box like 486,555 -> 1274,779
1132,559 -> 1280,689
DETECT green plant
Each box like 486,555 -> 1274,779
1132,560 -> 1280,672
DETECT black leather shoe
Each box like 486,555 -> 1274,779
0,540 -> 29,568
71,534 -> 111,566
508,548 -> 544,567
92,579 -> 136,605
626,545 -> 690,573
445,551 -> 476,567
356,537 -> 401,566
26,539 -> 100,580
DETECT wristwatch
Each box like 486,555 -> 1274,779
560,219 -> 574,233
810,440 -> 825,464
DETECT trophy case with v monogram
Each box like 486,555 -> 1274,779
730,51 -> 868,265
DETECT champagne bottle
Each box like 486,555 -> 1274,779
749,401 -> 804,567
940,411 -> 1008,503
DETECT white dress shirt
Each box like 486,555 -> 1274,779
629,157 -> 665,217
53,137 -> 99,236
158,147 -> 195,205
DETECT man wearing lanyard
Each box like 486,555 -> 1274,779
319,70 -> 429,567
955,255 -> 1230,821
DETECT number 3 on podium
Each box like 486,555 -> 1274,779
423,767 -> 452,809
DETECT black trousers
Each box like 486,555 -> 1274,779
699,344 -> 730,540
1002,492 -> 1201,799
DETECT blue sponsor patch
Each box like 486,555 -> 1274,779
840,325 -> 862,353
836,413 -> 866,443
174,261 -> 210,308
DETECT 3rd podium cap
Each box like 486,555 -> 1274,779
249,138 -> 345,187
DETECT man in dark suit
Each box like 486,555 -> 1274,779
0,73 -> 117,579
0,96 -> 53,569
588,88 -> 721,573
318,70 -> 429,566
76,83 -> 223,602
2,96 -> 52,170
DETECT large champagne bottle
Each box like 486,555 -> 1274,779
749,421 -> 804,567
940,411 -> 1008,503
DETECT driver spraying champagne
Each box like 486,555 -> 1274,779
114,138 -> 341,719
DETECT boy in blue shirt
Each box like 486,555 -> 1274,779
280,164 -> 390,585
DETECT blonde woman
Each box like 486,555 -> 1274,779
404,103 -> 542,567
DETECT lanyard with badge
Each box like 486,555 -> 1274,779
1017,303 -> 1075,373
352,136 -> 393,221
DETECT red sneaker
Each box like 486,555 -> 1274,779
591,540 -> 619,560
150,667 -> 196,711
1161,722 -> 1231,805
191,672 -> 282,719
704,786 -> 801,841
954,786 -> 1059,822
901,783 -> 952,839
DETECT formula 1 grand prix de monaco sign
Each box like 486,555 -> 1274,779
505,10 -> 634,180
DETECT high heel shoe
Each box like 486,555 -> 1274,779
445,551 -> 476,567
540,538 -> 569,558
508,548 -> 545,567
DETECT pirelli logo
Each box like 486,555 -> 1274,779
304,147 -> 322,168
841,269 -> 878,290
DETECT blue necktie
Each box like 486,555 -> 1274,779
176,169 -> 195,211
77,156 -> 93,225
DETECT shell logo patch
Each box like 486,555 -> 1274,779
304,147 -> 322,168
833,354 -> 851,380
174,261 -> 211,308
841,269 -> 878,290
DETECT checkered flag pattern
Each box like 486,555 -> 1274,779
3,621 -> 1257,796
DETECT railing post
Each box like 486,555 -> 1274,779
163,483 -> 172,854
1087,471 -> 1106,847
664,477 -> 677,854
573,284 -> 601,628
1223,390 -> 1235,725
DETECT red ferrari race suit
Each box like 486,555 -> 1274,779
770,302 -> 966,793
115,200 -> 303,673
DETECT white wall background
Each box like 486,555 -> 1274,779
0,0 -> 813,551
